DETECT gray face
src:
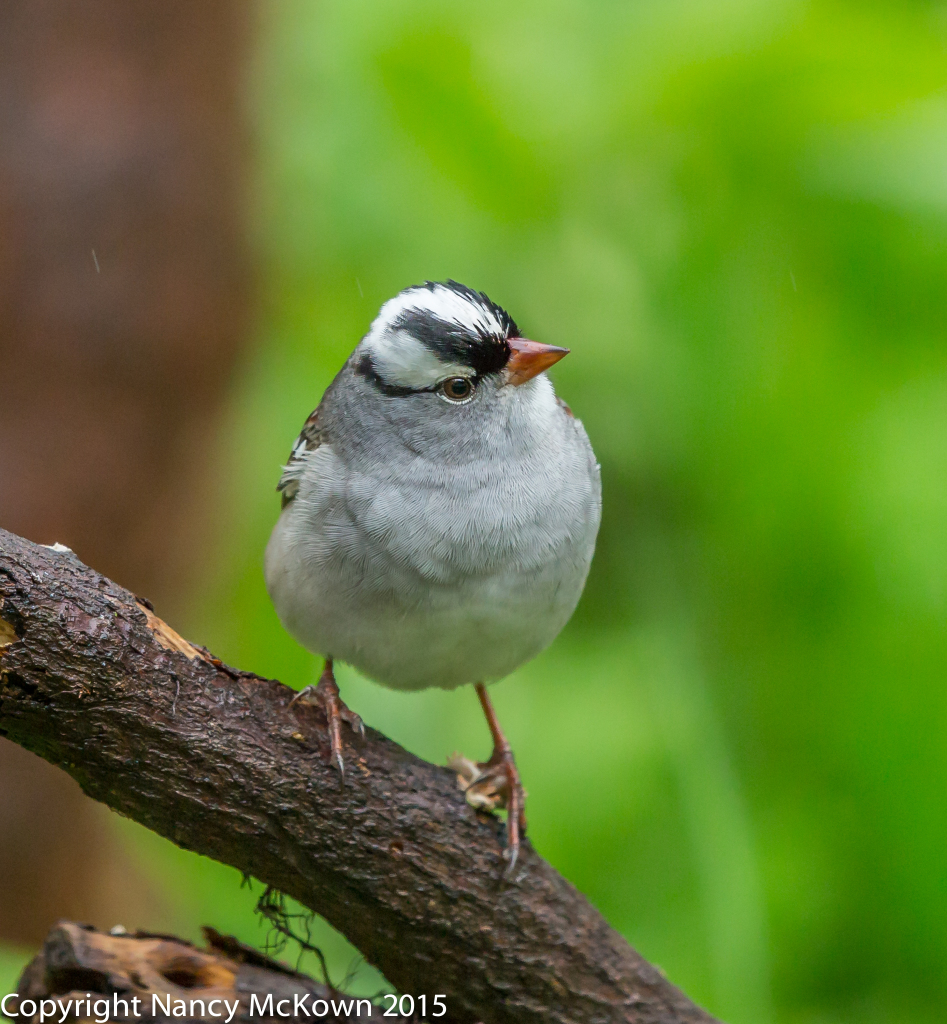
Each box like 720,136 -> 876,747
327,360 -> 544,467
319,280 -> 554,467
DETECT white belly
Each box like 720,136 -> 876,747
265,433 -> 600,691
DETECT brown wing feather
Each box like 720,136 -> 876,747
277,406 -> 323,507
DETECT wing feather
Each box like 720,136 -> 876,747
277,406 -> 323,508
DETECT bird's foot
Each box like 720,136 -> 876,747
289,659 -> 364,780
448,745 -> 527,877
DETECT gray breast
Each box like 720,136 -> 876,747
265,380 -> 601,690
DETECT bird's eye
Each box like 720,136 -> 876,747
438,377 -> 474,403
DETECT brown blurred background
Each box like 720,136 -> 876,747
0,0 -> 253,944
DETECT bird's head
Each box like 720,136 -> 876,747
353,281 -> 568,406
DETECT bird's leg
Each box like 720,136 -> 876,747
448,683 -> 527,876
289,658 -> 364,778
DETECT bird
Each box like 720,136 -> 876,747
264,280 -> 601,872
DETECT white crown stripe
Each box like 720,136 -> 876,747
362,284 -> 503,389
369,331 -> 471,388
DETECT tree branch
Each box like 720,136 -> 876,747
0,529 -> 718,1024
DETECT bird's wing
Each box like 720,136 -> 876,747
277,405 -> 324,508
555,395 -> 575,418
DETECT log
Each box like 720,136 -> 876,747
0,529 -> 718,1024
8,921 -> 410,1022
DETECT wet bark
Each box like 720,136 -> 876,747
0,529 -> 718,1024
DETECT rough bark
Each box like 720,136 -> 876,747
10,922 -> 411,1023
0,529 -> 718,1024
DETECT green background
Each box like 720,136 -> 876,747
5,2 -> 947,1021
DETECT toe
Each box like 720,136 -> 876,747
341,708 -> 365,737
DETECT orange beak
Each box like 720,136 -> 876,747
505,337 -> 569,386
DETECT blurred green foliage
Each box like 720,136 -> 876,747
6,2 -> 947,1021
0,950 -> 28,1007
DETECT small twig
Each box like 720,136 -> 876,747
256,885 -> 334,991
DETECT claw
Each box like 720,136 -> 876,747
502,843 -> 519,879
289,660 -> 363,779
288,684 -> 316,707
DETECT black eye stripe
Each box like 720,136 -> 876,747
354,352 -> 433,396
355,353 -> 478,399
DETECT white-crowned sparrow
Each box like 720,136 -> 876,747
265,281 -> 601,870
